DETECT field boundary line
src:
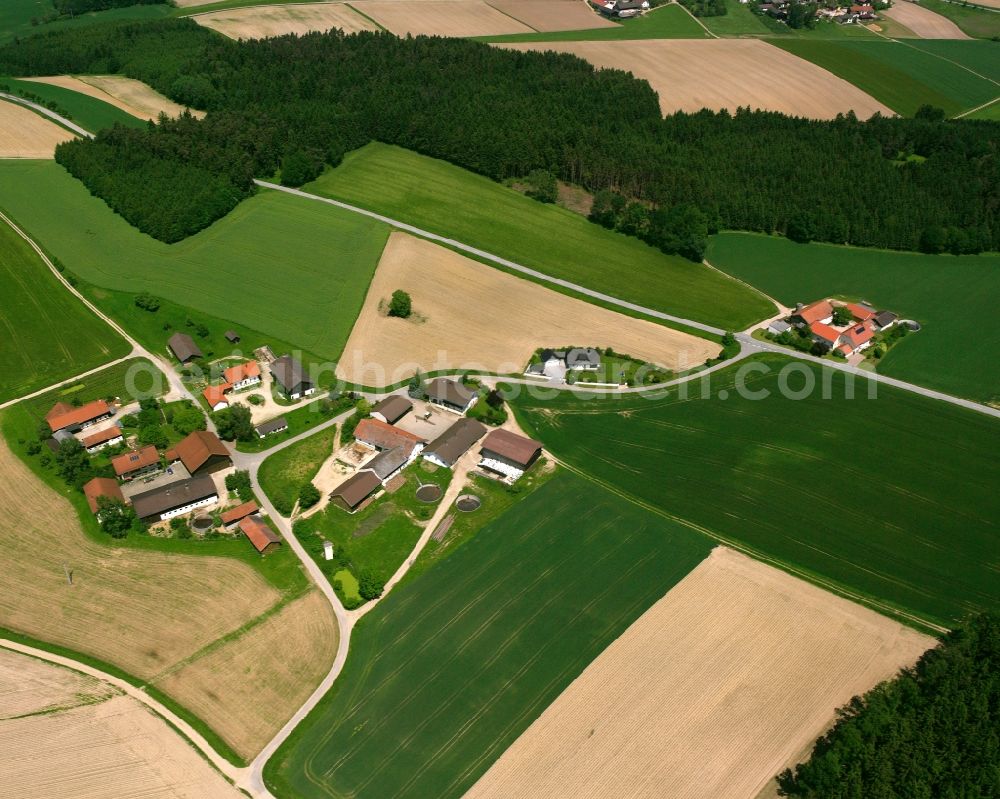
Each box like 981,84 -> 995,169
671,0 -> 719,38
953,94 -> 1000,118
485,1 -> 541,32
891,36 -> 1000,91
0,92 -> 95,138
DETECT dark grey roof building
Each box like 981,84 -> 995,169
873,311 -> 898,329
255,416 -> 289,438
330,470 -> 382,512
423,417 -> 487,468
425,378 -> 478,414
366,446 -> 411,482
271,355 -> 313,398
371,395 -> 413,425
566,348 -> 601,370
225,330 -> 241,343
131,475 -> 218,522
168,332 -> 203,364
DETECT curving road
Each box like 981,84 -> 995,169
0,92 -> 95,139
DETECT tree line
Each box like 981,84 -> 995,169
0,19 -> 997,252
52,0 -> 166,17
779,613 -> 1000,798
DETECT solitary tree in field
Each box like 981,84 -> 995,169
388,290 -> 412,319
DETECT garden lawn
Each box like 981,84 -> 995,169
510,355 -> 1000,628
477,4 -> 710,42
258,425 -> 337,516
306,144 -> 771,330
706,232 -> 1000,403
0,218 -> 128,404
770,39 -> 998,116
0,76 -> 145,132
266,471 -> 711,799
0,160 -> 389,363
700,0 -> 772,35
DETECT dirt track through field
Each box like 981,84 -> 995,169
497,39 -> 893,119
337,232 -> 719,384
881,1 -> 970,38
0,648 -> 119,719
466,547 -> 933,799
71,76 -> 205,121
0,100 -> 74,158
351,0 -> 534,36
489,0 -> 617,31
194,2 -> 378,39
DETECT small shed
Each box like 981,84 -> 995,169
239,514 -> 282,555
225,330 -> 241,343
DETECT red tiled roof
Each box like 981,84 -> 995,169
83,477 -> 125,514
203,384 -> 231,407
841,320 -> 876,349
173,430 -> 230,473
81,425 -> 123,448
838,344 -> 853,356
846,303 -> 875,322
809,321 -> 841,344
796,300 -> 834,326
221,500 -> 259,525
481,429 -> 542,467
112,444 -> 160,476
239,515 -> 281,553
47,399 -> 111,432
223,360 -> 260,384
354,418 -> 424,452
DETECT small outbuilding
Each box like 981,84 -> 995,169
168,332 -> 203,364
225,330 -> 241,343
221,499 -> 259,527
202,384 -> 230,411
371,395 -> 413,425
873,310 -> 898,330
330,470 -> 382,513
767,320 -> 791,336
479,429 -> 542,482
81,425 -> 124,454
255,416 -> 288,438
239,514 -> 282,555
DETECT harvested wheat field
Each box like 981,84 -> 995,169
489,0 -> 618,31
152,590 -> 338,759
0,651 -> 240,799
351,0 -> 533,36
498,39 -> 893,119
20,75 -> 191,122
0,100 -> 74,158
194,2 -> 378,39
71,76 -> 204,121
467,547 -> 934,799
337,232 -> 719,384
0,436 -> 277,689
881,1 -> 969,38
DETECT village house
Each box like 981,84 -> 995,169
838,320 -> 877,356
83,476 -> 126,516
46,399 -> 114,434
224,360 -> 261,391
591,0 -> 649,17
365,446 -> 413,484
270,354 -> 314,400
873,310 -> 898,330
565,348 -> 602,371
792,300 -> 834,328
478,429 -> 542,482
239,514 -> 282,555
354,417 -> 425,454
202,384 -> 230,411
130,475 -> 219,522
330,469 -> 383,513
81,425 -> 124,454
423,417 -> 487,468
370,395 -> 413,425
846,303 -> 876,323
167,332 -> 203,364
425,378 -> 478,415
768,320 -> 792,336
255,416 -> 288,438
112,444 -> 161,482
809,321 -> 842,350
170,430 -> 232,476
220,499 -> 259,528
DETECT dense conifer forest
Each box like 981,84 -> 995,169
0,19 -> 997,250
779,613 -> 1000,798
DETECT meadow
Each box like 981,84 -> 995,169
706,231 -> 1000,403
0,160 -> 389,363
258,424 -> 336,515
267,471 -> 711,798
307,144 -> 773,331
1,76 -> 144,132
770,39 -> 999,116
509,355 -> 1000,628
0,217 -> 128,405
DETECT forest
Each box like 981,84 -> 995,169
52,0 -> 166,15
0,19 -> 997,251
778,613 -> 1000,798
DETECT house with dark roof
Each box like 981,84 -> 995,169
873,310 -> 898,330
371,395 -> 413,425
167,332 -> 203,364
330,470 -> 382,513
131,475 -> 218,522
81,425 -> 123,454
83,477 -> 126,516
255,416 -> 288,438
221,500 -> 259,527
112,445 -> 161,481
479,429 -> 542,482
565,348 -> 601,371
270,355 -> 314,400
423,417 -> 487,468
365,446 -> 412,483
171,430 -> 231,476
46,399 -> 113,434
239,514 -> 282,554
425,378 -> 478,415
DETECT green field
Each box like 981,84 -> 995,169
0,160 -> 389,364
1,76 -> 145,132
0,216 -> 129,404
967,100 -> 1000,120
909,0 -> 1000,39
770,39 -> 999,116
0,0 -> 53,43
267,471 -> 711,798
258,424 -> 336,515
306,144 -> 773,330
706,232 -> 1000,403
509,355 -> 1000,628
479,4 -> 710,42
904,39 -> 1000,84
699,0 -> 772,36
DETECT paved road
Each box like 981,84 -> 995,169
0,92 -> 95,139
257,181 -> 1000,421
